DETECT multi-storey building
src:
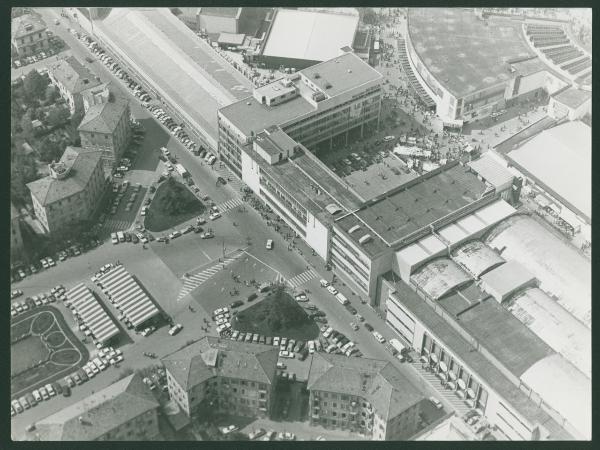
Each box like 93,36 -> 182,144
307,353 -> 424,440
11,14 -> 49,57
11,203 -> 24,265
32,374 -> 159,441
27,147 -> 106,234
48,56 -> 102,115
78,93 -> 131,175
162,337 -> 279,419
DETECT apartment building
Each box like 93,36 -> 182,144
78,93 -> 131,174
48,56 -> 102,114
307,353 -> 424,440
11,13 -> 49,57
162,337 -> 279,419
32,374 -> 159,441
27,147 -> 106,234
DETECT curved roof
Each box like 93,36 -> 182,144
452,240 -> 505,278
508,288 -> 590,378
410,258 -> 472,300
520,354 -> 591,439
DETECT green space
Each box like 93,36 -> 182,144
144,178 -> 206,232
10,307 -> 89,397
232,288 -> 319,340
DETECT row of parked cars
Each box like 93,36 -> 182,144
320,326 -> 362,357
11,285 -> 66,318
147,105 -> 201,156
11,381 -> 70,418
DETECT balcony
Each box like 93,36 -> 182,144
311,413 -> 320,420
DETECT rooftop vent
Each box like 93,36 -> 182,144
246,101 -> 251,105
324,82 -> 332,89
348,224 -> 361,234
25,23 -> 34,31
347,69 -> 352,73
314,73 -> 321,79
358,234 -> 372,245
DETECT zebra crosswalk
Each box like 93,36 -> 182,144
217,198 -> 243,214
101,218 -> 133,233
411,362 -> 471,416
214,164 -> 245,191
176,252 -> 242,302
286,268 -> 319,289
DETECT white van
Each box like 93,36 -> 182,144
335,293 -> 349,305
116,231 -> 125,242
389,338 -> 406,356
383,135 -> 395,142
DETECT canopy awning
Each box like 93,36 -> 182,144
466,388 -> 476,399
447,381 -> 456,390
448,370 -> 457,380
430,353 -> 438,363
457,379 -> 467,390
439,361 -> 448,372
420,356 -> 428,363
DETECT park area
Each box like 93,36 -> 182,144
232,288 -> 319,341
144,178 -> 205,232
11,307 -> 89,397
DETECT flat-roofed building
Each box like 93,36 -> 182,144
78,95 -> 131,174
11,13 -> 49,57
48,56 -> 102,115
32,374 -> 159,441
307,353 -> 424,440
547,86 -> 591,121
259,8 -> 360,70
162,337 -> 278,419
26,147 -> 106,234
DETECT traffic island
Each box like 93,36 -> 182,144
144,178 -> 205,232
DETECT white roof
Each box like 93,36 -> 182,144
520,353 -> 591,439
452,240 -> 506,278
467,154 -> 514,189
507,121 -> 591,221
410,258 -> 472,300
508,288 -> 590,378
262,9 -> 359,62
67,283 -> 119,344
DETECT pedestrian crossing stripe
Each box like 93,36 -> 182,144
286,268 -> 319,289
217,198 -> 243,214
101,219 -> 132,233
176,253 -> 242,302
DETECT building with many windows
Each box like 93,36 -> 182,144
32,374 -> 159,441
26,147 -> 106,234
78,93 -> 131,175
307,353 -> 424,440
162,337 -> 279,419
48,56 -> 102,115
11,13 -> 49,57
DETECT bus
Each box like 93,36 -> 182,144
175,163 -> 189,178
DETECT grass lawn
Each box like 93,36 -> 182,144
232,290 -> 319,340
144,178 -> 205,232
11,337 -> 49,376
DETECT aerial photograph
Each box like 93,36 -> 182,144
10,6 -> 591,442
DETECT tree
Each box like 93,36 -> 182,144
38,137 -> 65,163
44,85 -> 60,105
46,106 -> 70,128
362,8 -> 378,25
23,70 -> 48,101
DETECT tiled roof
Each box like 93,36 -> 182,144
35,374 -> 158,441
162,337 -> 278,390
12,14 -> 47,40
48,56 -> 101,95
307,353 -> 423,421
27,147 -> 103,206
78,97 -> 129,134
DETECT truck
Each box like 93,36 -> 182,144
389,338 -> 407,360
335,293 -> 349,305
116,231 -> 125,242
175,163 -> 189,177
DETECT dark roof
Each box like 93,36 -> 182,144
12,14 -> 47,40
35,374 -> 158,441
198,7 -> 241,18
78,97 -> 129,134
27,147 -> 103,206
385,275 -> 571,438
307,353 -> 423,421
551,86 -> 591,109
48,56 -> 101,95
162,337 -> 279,390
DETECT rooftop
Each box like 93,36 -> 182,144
451,240 -> 506,279
217,32 -> 245,46
467,154 -> 514,189
407,8 -> 533,98
410,258 -> 472,301
162,337 -> 279,390
35,374 -> 158,441
12,13 -> 47,40
27,147 -> 103,206
262,8 -> 359,63
48,56 -> 101,95
78,97 -> 129,134
336,163 -> 488,257
302,52 -> 383,98
506,121 -> 591,221
385,274 -> 572,439
198,7 -> 241,19
551,86 -> 591,109
307,353 -> 423,421
480,260 -> 537,302
510,57 -> 550,77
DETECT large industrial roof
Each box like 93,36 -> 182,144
467,154 -> 514,189
508,288 -> 591,378
95,8 -> 253,146
480,260 -> 537,302
452,240 -> 505,278
506,121 -> 591,221
486,214 -> 591,328
262,8 -> 359,63
385,275 -> 573,440
407,8 -> 534,98
410,258 -> 472,300
521,354 -> 591,440
551,86 -> 591,109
